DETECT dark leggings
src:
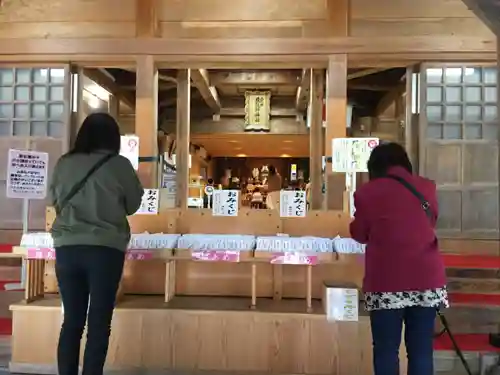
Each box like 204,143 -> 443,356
370,306 -> 436,375
56,245 -> 125,375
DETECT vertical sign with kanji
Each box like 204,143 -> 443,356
135,189 -> 159,215
212,190 -> 239,217
279,190 -> 306,218
6,149 -> 49,200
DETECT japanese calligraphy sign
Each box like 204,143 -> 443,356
244,91 -> 271,131
120,135 -> 139,170
324,287 -> 359,322
7,149 -> 48,200
279,190 -> 306,218
331,138 -> 379,173
135,189 -> 159,215
212,190 -> 239,217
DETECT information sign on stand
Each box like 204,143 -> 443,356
331,138 -> 378,218
7,149 -> 49,200
212,190 -> 239,217
120,135 -> 139,170
279,190 -> 306,218
331,138 -> 379,173
161,161 -> 176,209
135,189 -> 159,215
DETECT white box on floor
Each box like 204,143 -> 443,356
323,282 -> 359,322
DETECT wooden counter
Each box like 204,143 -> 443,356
10,295 -> 407,375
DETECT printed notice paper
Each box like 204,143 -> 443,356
120,135 -> 139,170
135,189 -> 159,215
280,190 -> 306,218
212,190 -> 239,217
7,149 -> 49,200
331,138 -> 379,173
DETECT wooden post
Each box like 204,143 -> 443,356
309,69 -> 325,210
306,265 -> 313,312
135,55 -> 158,188
176,69 -> 191,209
108,95 -> 120,120
325,55 -> 348,210
251,263 -> 257,309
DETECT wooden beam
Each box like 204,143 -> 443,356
376,84 -> 406,117
82,68 -> 135,109
0,37 -> 494,56
348,84 -> 395,91
347,68 -> 389,80
191,69 -> 221,114
325,55 -> 348,211
135,55 -> 158,188
135,0 -> 160,37
310,69 -> 325,210
461,0 -> 500,34
176,69 -> 191,209
220,107 -> 298,117
211,71 -> 301,86
296,69 -> 311,112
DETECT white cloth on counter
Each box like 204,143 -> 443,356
21,232 -> 53,248
332,236 -> 365,254
128,233 -> 180,250
177,234 -> 255,251
255,236 -> 333,253
21,232 -> 181,250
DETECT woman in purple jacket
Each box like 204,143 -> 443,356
350,143 -> 448,375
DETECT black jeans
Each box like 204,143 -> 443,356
55,245 -> 125,375
370,306 -> 436,375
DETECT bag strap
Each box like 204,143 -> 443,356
54,154 -> 114,215
385,174 -> 432,220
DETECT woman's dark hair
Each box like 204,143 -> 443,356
254,187 -> 260,193
69,113 -> 121,155
268,165 -> 276,175
367,142 -> 412,180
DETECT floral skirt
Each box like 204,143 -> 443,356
364,286 -> 449,311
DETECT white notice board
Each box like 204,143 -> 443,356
212,190 -> 239,217
279,190 -> 306,218
6,149 -> 49,200
120,135 -> 139,170
331,138 -> 379,173
135,189 -> 159,215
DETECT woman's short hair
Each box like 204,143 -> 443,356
70,113 -> 121,155
268,165 -> 276,175
367,142 -> 412,180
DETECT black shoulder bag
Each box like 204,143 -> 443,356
385,174 -> 432,219
54,154 -> 114,215
385,174 -> 472,375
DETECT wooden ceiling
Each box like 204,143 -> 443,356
190,133 -> 311,158
101,67 -> 406,120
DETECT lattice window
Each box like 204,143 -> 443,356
425,67 -> 497,141
0,68 -> 66,138
421,65 -> 499,238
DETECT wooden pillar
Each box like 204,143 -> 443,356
309,69 -> 325,210
108,95 -> 120,120
325,55 -> 348,210
176,69 -> 191,209
135,55 -> 158,188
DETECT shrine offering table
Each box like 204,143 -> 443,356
10,295 -> 407,375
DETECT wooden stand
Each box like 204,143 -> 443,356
10,208 -> 408,375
